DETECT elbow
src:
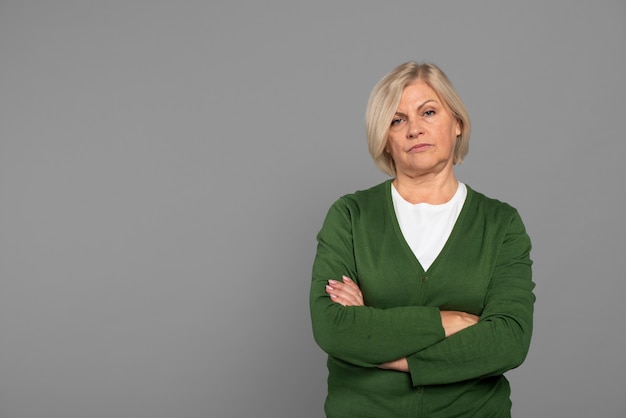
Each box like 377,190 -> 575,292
310,303 -> 358,360
508,344 -> 529,370
310,304 -> 342,356
511,332 -> 532,369
484,315 -> 533,371
311,322 -> 333,354
506,325 -> 533,371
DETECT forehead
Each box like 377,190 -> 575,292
397,81 -> 439,106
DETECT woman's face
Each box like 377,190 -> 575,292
386,81 -> 461,179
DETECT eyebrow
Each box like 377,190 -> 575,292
416,99 -> 437,111
395,99 -> 438,116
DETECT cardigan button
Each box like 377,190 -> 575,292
416,386 -> 424,393
421,276 -> 429,282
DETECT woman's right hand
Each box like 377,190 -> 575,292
440,311 -> 480,337
325,276 -> 364,307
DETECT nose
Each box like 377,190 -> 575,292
406,119 -> 422,139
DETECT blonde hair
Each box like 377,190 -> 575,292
365,62 -> 471,176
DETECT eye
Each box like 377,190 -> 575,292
423,110 -> 436,117
390,117 -> 404,126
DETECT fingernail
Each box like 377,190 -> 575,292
342,276 -> 352,282
328,280 -> 338,285
325,285 -> 333,291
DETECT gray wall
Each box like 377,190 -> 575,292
1,1 -> 624,417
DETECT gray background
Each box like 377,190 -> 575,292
1,1 -> 624,417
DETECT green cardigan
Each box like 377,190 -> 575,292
310,180 -> 535,417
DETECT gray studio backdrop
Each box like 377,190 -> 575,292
1,1 -> 625,417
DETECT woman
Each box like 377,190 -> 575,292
310,62 -> 535,417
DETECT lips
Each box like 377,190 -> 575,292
408,143 -> 432,152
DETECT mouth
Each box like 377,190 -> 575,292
408,143 -> 432,152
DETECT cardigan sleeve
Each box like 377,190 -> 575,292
406,209 -> 535,386
310,197 -> 446,367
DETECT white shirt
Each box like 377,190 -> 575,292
391,182 -> 467,271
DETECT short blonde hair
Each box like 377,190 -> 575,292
365,62 -> 471,176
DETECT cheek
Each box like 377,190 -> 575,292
385,135 -> 398,154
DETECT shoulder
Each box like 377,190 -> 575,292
337,180 -> 390,207
466,185 -> 519,215
323,180 -> 391,222
465,185 -> 528,233
333,180 -> 391,208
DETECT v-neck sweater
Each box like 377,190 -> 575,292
310,180 -> 535,417
392,182 -> 467,271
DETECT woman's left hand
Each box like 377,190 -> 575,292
325,276 -> 364,306
378,358 -> 409,372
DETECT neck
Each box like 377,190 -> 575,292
393,170 -> 459,204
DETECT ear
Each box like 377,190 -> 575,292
455,120 -> 462,137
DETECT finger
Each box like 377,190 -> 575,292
329,293 -> 351,306
326,289 -> 351,306
335,294 -> 361,307
329,280 -> 362,303
332,278 -> 362,298
326,284 -> 362,306
341,276 -> 359,290
341,276 -> 364,303
328,276 -> 364,305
